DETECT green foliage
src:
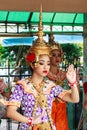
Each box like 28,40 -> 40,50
60,43 -> 83,68
61,43 -> 83,57
0,45 -> 30,68
0,43 -> 83,68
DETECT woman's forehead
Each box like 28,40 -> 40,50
39,54 -> 50,60
51,49 -> 61,54
40,54 -> 50,57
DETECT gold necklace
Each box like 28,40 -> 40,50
28,78 -> 54,130
48,71 -> 64,86
29,78 -> 47,108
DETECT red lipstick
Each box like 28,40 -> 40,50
43,70 -> 48,74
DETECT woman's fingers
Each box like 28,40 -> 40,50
66,64 -> 76,83
33,108 -> 46,124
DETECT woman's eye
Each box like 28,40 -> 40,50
48,63 -> 50,66
52,54 -> 56,57
39,62 -> 44,65
52,54 -> 61,57
58,54 -> 61,57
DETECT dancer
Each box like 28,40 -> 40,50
47,26 -> 69,130
6,7 -> 79,130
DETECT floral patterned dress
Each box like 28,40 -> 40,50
8,78 -> 69,130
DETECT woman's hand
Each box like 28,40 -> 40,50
66,64 -> 76,83
32,108 -> 46,124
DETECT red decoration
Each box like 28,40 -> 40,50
25,53 -> 35,62
27,117 -> 33,126
83,82 -> 87,94
68,80 -> 77,88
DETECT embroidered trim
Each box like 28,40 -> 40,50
0,99 -> 8,106
17,79 -> 55,96
7,101 -> 20,107
58,90 -> 71,99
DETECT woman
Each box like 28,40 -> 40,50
47,32 -> 69,130
6,8 -> 79,130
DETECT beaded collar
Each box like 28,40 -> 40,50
47,70 -> 66,86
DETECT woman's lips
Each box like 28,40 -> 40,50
43,70 -> 48,74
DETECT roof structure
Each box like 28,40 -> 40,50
0,0 -> 86,36
0,11 -> 84,36
0,0 -> 87,13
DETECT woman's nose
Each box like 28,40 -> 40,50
44,64 -> 46,69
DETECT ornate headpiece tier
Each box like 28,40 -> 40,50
49,24 -> 63,55
26,5 -> 51,63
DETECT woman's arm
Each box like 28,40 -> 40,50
7,105 -> 46,125
62,84 -> 79,103
7,105 -> 28,123
62,64 -> 79,103
6,83 -> 46,125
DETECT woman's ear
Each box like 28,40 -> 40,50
29,62 -> 34,69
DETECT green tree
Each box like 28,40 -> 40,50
61,43 -> 83,67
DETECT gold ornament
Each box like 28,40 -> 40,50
36,122 -> 51,130
28,77 -> 54,130
55,79 -> 64,86
37,93 -> 47,108
49,24 -> 63,57
27,5 -> 51,63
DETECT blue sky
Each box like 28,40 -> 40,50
2,34 -> 83,46
43,34 -> 83,44
54,35 -> 83,43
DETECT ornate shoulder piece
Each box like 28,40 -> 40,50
17,79 -> 38,98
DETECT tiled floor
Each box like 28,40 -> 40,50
0,119 -> 18,130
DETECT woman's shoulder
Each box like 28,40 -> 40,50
16,77 -> 30,85
16,78 -> 38,97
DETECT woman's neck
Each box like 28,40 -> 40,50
30,73 -> 43,85
50,65 -> 59,75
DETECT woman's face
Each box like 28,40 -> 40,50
50,49 -> 62,66
34,54 -> 50,77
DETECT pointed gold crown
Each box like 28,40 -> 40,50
49,24 -> 63,55
29,5 -> 51,62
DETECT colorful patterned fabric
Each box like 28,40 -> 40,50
51,100 -> 69,130
8,79 -> 68,130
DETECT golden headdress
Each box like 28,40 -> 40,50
25,5 -> 51,64
49,24 -> 63,56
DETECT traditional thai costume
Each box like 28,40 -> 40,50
47,26 -> 69,130
8,78 -> 70,130
47,72 -> 69,130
